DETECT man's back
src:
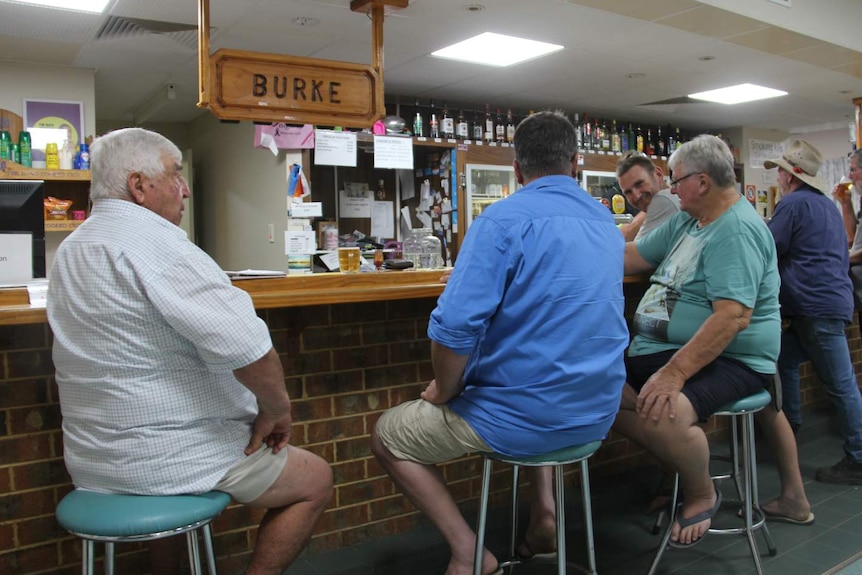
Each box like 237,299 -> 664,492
432,175 -> 629,456
49,199 -> 270,495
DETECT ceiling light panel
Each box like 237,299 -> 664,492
431,32 -> 563,67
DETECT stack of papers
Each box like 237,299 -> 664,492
225,269 -> 287,279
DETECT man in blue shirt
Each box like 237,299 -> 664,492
371,111 -> 629,575
766,140 -> 862,485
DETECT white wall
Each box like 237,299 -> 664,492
189,114 -> 302,271
0,61 -> 96,274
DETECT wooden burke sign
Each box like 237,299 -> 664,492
208,50 -> 382,128
198,0 -> 405,128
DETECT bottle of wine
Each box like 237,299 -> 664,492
484,104 -> 494,142
472,110 -> 483,141
428,99 -> 439,138
506,109 -> 515,143
495,108 -> 505,143
441,102 -> 454,139
456,109 -> 469,140
412,98 -> 424,137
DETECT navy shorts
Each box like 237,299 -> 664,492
625,350 -> 771,421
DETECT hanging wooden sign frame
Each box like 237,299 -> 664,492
197,0 -> 406,128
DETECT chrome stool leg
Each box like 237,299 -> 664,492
579,459 -> 597,575
104,541 -> 114,575
474,458 -> 493,575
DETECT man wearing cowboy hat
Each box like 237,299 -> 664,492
765,139 -> 862,485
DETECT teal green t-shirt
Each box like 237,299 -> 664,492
629,196 -> 780,374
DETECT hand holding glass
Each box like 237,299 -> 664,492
834,176 -> 853,202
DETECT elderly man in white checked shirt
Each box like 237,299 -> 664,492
47,128 -> 332,575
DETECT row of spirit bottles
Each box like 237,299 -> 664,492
411,99 -> 519,143
575,115 -> 686,157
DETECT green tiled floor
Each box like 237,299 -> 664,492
288,407 -> 862,575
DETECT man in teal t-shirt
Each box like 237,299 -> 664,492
616,135 -> 807,549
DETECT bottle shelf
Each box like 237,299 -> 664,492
44,219 -> 84,232
0,160 -> 90,181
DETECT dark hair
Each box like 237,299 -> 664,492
513,110 -> 576,180
616,150 -> 656,178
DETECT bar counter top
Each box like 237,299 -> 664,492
0,270 -> 649,325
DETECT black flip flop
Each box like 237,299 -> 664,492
668,484 -> 722,549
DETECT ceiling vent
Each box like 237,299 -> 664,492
635,96 -> 713,113
94,16 -> 200,50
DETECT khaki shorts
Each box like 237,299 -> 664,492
375,399 -> 491,465
213,445 -> 289,503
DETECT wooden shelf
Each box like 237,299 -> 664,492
44,220 -> 84,232
0,160 -> 90,181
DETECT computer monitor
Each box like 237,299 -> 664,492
0,179 -> 46,279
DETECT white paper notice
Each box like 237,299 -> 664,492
314,130 -> 357,167
290,201 -> 323,218
319,251 -> 341,271
400,170 -> 416,201
749,139 -> 784,169
416,210 -> 433,229
284,230 -> 317,255
339,190 -> 372,218
371,201 -> 394,238
373,136 -> 414,169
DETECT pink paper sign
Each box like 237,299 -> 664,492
253,123 -> 315,150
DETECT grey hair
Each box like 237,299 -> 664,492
668,134 -> 736,189
89,128 -> 182,201
851,149 -> 862,167
513,110 -> 576,180
616,150 -> 657,178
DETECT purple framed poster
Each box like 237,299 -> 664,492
23,99 -> 85,161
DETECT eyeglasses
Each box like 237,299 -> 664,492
669,172 -> 701,189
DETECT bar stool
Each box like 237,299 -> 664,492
56,489 -> 231,575
473,440 -> 602,575
648,389 -> 777,575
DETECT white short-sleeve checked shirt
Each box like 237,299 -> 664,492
47,199 -> 273,495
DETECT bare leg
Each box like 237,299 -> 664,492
517,467 -> 557,556
754,406 -> 811,521
147,537 -> 183,575
244,446 -> 333,575
614,385 -> 715,546
370,430 -> 498,575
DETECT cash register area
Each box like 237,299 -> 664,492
285,407 -> 862,575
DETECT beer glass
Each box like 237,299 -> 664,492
338,247 -> 361,273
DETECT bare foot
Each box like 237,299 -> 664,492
761,497 -> 812,522
518,516 -> 557,558
670,490 -> 718,546
444,549 -> 498,575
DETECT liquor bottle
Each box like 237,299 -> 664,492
628,123 -> 636,152
645,128 -> 654,155
441,102 -> 454,139
506,109 -> 515,143
620,122 -> 629,153
484,104 -> 494,142
495,108 -> 505,143
601,118 -> 611,151
655,125 -> 666,156
573,113 -> 583,150
583,115 -> 592,150
611,120 -> 621,153
666,124 -> 675,153
675,126 -> 683,150
456,109 -> 469,140
636,125 -> 644,153
472,110 -> 483,141
412,98 -> 424,137
429,99 -> 439,138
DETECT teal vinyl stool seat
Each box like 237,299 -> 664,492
473,440 -> 603,575
649,388 -> 777,575
56,489 -> 231,575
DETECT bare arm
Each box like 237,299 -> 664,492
637,299 -> 753,421
624,241 -> 655,276
421,341 -> 470,404
619,211 -> 646,242
233,347 -> 292,454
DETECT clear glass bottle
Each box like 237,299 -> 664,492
403,229 -> 424,269
420,230 -> 442,269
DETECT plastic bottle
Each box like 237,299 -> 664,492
10,143 -> 19,164
0,131 -> 10,160
18,131 -> 32,167
59,140 -> 74,170
45,142 -> 60,170
79,143 -> 90,170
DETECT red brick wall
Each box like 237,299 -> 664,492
0,305 -> 858,575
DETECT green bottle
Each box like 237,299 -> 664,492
0,131 -> 10,160
18,131 -> 32,167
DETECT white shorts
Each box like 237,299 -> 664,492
213,445 -> 288,503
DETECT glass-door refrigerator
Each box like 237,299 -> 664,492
464,163 -> 517,229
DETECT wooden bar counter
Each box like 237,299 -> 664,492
0,270 -> 850,575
